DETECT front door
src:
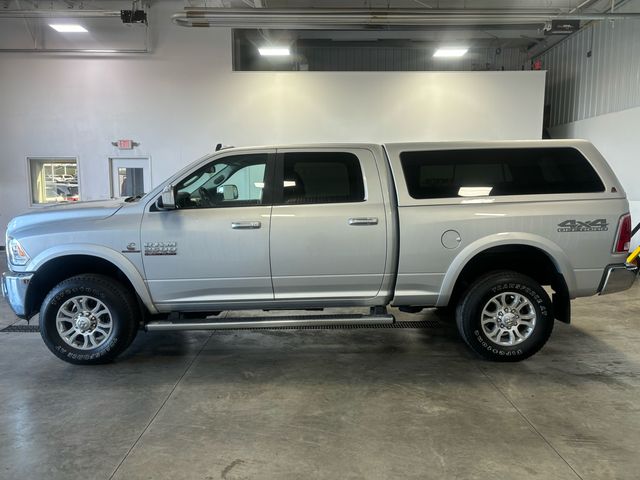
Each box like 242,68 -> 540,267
141,151 -> 275,308
269,148 -> 387,300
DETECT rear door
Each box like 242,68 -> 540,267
269,147 -> 387,300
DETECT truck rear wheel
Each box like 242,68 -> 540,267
40,274 -> 139,365
455,271 -> 553,362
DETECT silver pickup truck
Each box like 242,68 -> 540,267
3,140 -> 638,364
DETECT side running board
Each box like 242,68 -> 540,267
145,312 -> 395,332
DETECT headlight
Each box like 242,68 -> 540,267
7,237 -> 30,266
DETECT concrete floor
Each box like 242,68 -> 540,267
1,256 -> 639,480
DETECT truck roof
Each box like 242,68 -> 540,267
215,139 -> 593,153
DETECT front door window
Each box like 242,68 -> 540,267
174,154 -> 267,209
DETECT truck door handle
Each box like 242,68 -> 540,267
231,221 -> 261,230
348,217 -> 379,226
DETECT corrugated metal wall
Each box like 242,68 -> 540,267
302,46 -> 530,71
537,19 -> 640,127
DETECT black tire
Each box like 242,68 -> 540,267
455,271 -> 553,362
40,274 -> 139,365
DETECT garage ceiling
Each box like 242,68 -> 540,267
0,0 -> 637,54
0,1 -> 148,52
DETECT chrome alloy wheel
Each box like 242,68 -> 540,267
55,296 -> 113,350
480,292 -> 537,347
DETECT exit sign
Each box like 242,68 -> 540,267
116,139 -> 133,150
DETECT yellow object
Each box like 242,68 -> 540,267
627,245 -> 640,264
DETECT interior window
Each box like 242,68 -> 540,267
281,152 -> 365,204
175,154 -> 267,209
28,157 -> 80,205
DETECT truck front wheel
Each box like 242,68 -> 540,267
40,275 -> 139,365
455,271 -> 553,361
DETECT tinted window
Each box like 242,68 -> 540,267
400,148 -> 605,199
281,152 -> 365,204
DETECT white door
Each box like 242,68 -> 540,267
110,158 -> 151,198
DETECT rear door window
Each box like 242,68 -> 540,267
278,152 -> 365,204
400,147 -> 605,199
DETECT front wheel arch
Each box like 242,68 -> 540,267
25,254 -> 149,320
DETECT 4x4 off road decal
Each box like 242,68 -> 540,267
557,219 -> 608,233
144,241 -> 178,255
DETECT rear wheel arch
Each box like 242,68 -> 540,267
443,243 -> 572,323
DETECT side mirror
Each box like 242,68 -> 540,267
158,184 -> 176,209
218,184 -> 238,200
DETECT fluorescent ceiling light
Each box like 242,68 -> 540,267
258,47 -> 290,56
49,24 -> 88,33
433,47 -> 468,58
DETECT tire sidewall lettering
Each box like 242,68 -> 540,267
473,329 -> 523,356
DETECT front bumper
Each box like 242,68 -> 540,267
1,271 -> 33,318
598,263 -> 638,295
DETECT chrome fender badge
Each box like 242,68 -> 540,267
144,241 -> 178,256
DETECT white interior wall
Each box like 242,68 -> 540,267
551,106 -> 640,248
0,1 -> 546,241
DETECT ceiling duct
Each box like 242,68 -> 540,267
171,8 -> 640,29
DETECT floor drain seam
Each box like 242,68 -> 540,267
476,365 -> 585,480
1,325 -> 40,333
108,331 -> 213,480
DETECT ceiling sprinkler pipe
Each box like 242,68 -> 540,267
0,9 -> 121,18
171,8 -> 640,29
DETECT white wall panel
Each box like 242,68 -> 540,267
0,1 -> 545,240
